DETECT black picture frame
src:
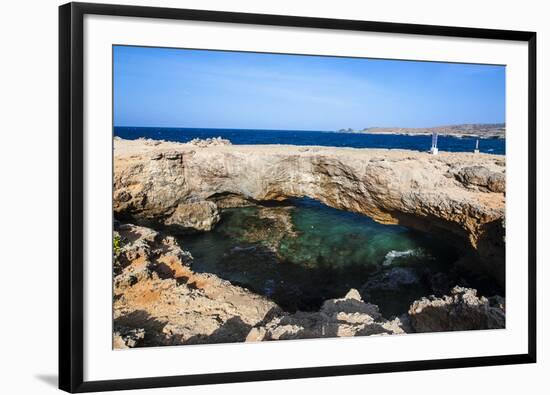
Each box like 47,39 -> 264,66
59,2 -> 537,393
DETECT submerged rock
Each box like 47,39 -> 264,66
408,286 -> 505,332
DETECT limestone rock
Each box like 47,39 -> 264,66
164,200 -> 220,232
454,165 -> 506,193
114,138 -> 505,283
408,286 -> 505,332
113,222 -> 504,346
188,137 -> 232,147
246,288 -> 407,341
113,223 -> 281,348
113,223 -> 194,290
113,327 -> 145,349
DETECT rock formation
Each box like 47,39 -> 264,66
188,136 -> 232,147
408,286 -> 505,332
113,223 -> 280,347
164,200 -> 220,233
113,222 -> 504,348
114,138 -> 505,282
337,123 -> 506,139
246,289 -> 409,341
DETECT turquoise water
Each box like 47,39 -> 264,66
179,198 -> 465,316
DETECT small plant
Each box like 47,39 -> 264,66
113,233 -> 124,256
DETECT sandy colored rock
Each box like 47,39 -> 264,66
408,286 -> 505,332
247,288 -> 409,341
114,138 -> 505,281
188,136 -> 232,147
113,223 -> 281,348
113,223 -> 411,347
113,223 -> 504,346
454,165 -> 506,193
164,200 -> 220,232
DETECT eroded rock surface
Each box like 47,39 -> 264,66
113,223 -> 280,347
164,200 -> 220,233
188,136 -> 232,147
453,165 -> 506,193
113,223 -> 505,348
246,289 -> 409,341
408,286 -> 505,332
114,138 -> 505,282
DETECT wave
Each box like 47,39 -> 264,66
382,248 -> 424,266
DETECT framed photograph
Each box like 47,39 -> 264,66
59,2 -> 537,393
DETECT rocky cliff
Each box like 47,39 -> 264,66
113,222 -> 504,348
114,138 -> 505,281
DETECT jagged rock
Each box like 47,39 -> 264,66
114,138 -> 505,284
188,137 -> 232,147
344,288 -> 362,301
137,137 -> 164,146
113,223 -> 280,348
408,286 -> 505,332
454,165 -> 506,193
246,288 -> 407,341
113,223 -> 504,346
113,327 -> 145,349
164,200 -> 220,232
164,151 -> 182,161
113,223 -> 193,288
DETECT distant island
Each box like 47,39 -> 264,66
337,123 -> 505,139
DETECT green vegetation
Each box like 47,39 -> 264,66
113,233 -> 124,256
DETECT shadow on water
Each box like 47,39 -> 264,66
173,197 -> 505,317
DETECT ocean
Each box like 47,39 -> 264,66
114,127 -> 505,155
114,126 -> 504,315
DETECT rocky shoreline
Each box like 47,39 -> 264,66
337,123 -> 505,139
114,222 -> 505,348
113,137 -> 506,348
114,137 -> 505,282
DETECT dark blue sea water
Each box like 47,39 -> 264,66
114,127 -> 505,155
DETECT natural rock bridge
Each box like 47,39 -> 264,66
113,138 -> 505,282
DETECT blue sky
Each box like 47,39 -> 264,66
113,45 -> 505,130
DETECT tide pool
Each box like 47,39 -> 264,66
177,198 -> 481,316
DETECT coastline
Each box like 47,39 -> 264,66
114,221 -> 505,348
336,123 -> 506,139
113,137 -> 506,347
338,131 -> 505,139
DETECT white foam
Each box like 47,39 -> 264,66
382,248 -> 421,266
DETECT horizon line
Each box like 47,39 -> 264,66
113,122 -> 506,132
